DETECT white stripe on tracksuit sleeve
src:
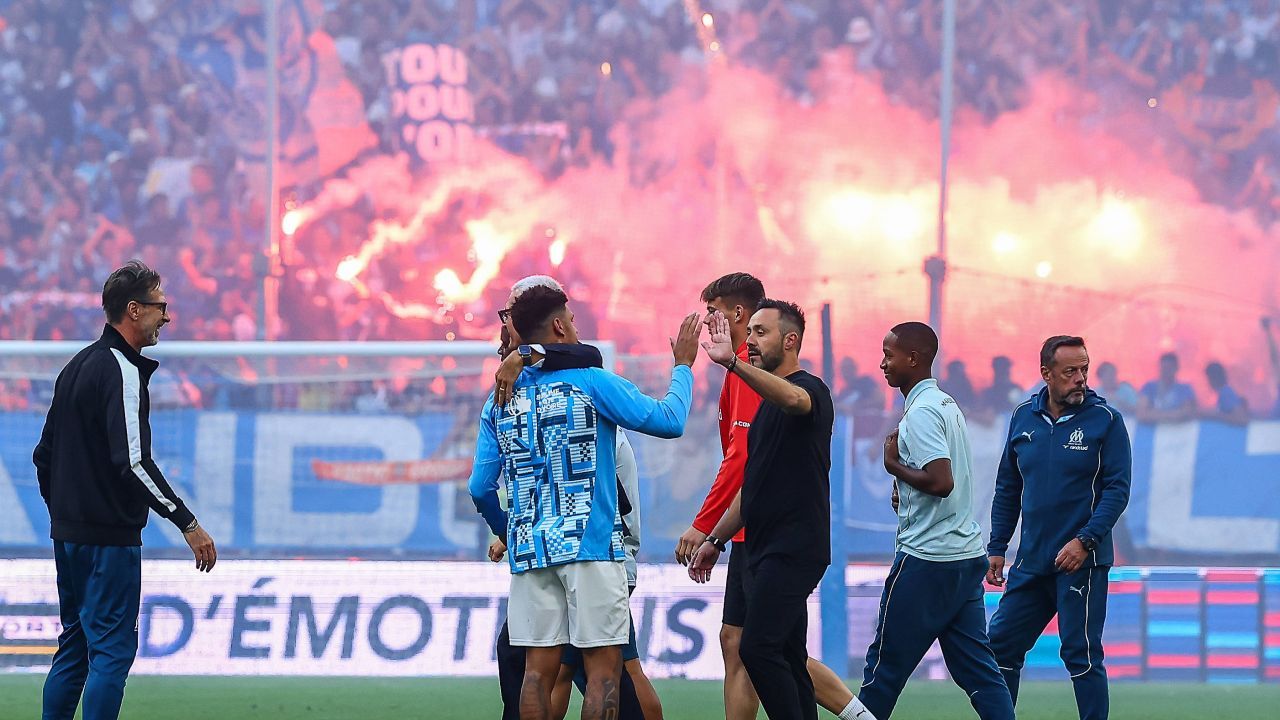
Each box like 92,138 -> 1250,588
110,348 -> 178,513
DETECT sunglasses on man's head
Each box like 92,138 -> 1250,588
498,308 -> 511,323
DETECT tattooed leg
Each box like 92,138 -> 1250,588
581,645 -> 624,720
521,646 -> 563,720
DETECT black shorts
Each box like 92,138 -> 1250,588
722,541 -> 751,627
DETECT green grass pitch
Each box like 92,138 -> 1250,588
1,675 -> 1277,719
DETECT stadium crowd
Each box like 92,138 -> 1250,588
0,0 -> 1278,416
323,0 -> 1280,209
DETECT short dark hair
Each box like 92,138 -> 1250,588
510,284 -> 568,340
701,273 -> 765,311
1040,335 -> 1086,368
889,322 -> 938,361
102,260 -> 162,324
755,297 -> 805,339
1205,361 -> 1226,384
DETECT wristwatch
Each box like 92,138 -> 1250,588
518,344 -> 534,366
1075,534 -> 1097,552
705,534 -> 727,552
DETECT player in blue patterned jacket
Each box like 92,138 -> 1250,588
986,335 -> 1132,720
481,276 -> 660,720
469,283 -> 701,720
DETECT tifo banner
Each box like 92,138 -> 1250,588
2,412 -> 1280,564
0,410 -> 479,552
154,0 -> 377,192
843,418 -> 1280,565
385,43 -> 475,164
3,561 -> 1277,683
1128,421 -> 1280,560
1161,73 -> 1280,152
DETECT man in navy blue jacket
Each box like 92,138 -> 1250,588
986,336 -> 1131,720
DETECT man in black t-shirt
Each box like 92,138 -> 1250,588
690,299 -> 848,720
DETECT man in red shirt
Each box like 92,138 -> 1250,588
675,273 -> 869,720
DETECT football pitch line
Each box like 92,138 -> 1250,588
1,675 -> 1277,719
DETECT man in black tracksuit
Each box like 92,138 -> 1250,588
35,261 -> 217,720
986,336 -> 1131,720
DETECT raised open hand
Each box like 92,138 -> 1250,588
699,311 -> 736,367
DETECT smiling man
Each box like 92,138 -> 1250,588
35,260 -> 217,720
986,335 -> 1132,720
855,321 -> 1013,720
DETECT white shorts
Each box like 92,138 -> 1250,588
508,561 -> 630,648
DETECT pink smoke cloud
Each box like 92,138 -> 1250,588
291,51 -> 1280,399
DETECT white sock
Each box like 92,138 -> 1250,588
838,696 -> 877,720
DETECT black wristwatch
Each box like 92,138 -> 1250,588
705,534 -> 727,552
518,344 -> 534,366
1076,534 -> 1097,552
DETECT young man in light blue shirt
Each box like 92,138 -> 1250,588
856,322 -> 1013,720
469,283 -> 702,720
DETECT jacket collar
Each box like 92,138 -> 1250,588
1031,385 -> 1049,414
100,324 -> 160,377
